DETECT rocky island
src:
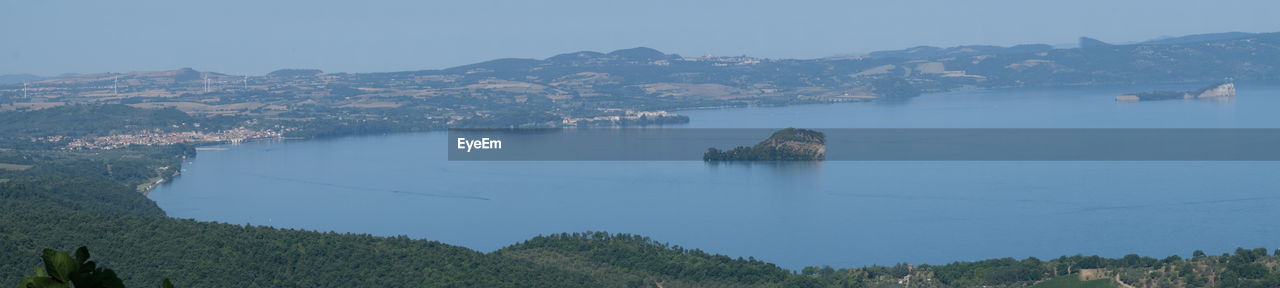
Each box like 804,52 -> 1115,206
704,128 -> 825,161
1116,82 -> 1236,102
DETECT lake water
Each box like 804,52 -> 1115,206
149,82 -> 1280,269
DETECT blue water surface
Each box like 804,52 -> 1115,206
150,82 -> 1280,269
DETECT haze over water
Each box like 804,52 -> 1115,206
149,83 -> 1280,269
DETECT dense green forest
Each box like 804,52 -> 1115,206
1,199 -> 601,287
2,180 -> 800,287
0,145 -> 191,192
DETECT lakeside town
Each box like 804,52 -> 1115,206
45,127 -> 284,150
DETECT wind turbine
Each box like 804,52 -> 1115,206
203,73 -> 210,93
22,81 -> 28,98
113,76 -> 119,96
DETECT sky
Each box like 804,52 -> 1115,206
3,0 -> 1279,76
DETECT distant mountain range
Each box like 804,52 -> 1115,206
1136,32 -> 1260,45
2,31 -> 1278,132
865,44 -> 1057,60
864,32 -> 1266,60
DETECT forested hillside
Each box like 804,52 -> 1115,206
0,175 -> 794,287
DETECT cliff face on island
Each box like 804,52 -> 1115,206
704,128 -> 825,161
1116,82 -> 1236,102
1195,82 -> 1236,99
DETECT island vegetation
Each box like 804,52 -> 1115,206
704,128 -> 825,161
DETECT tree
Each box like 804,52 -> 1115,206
16,246 -> 171,288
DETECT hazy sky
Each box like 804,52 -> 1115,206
3,0 -> 1279,75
